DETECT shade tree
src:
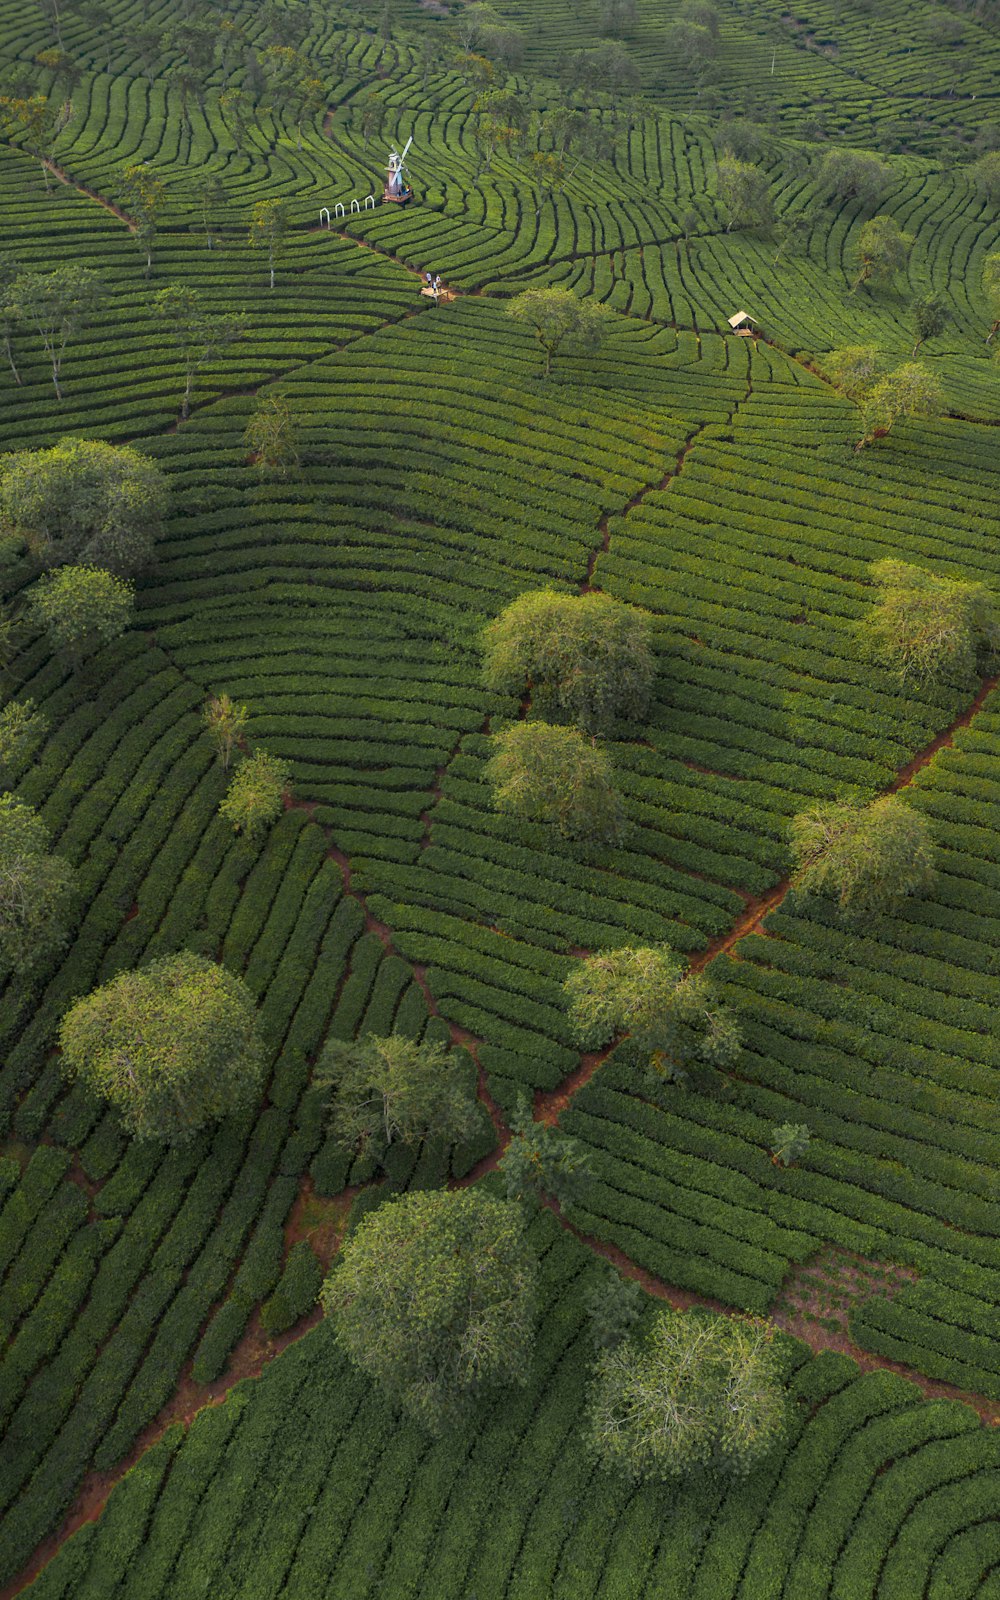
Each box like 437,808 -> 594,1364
202,692 -> 248,770
0,793 -> 74,973
482,589 -> 655,736
153,284 -> 245,418
984,252 -> 1000,343
587,1311 -> 787,1482
248,198 -> 291,289
321,1188 -> 537,1433
219,749 -> 291,839
117,162 -> 166,277
860,557 -> 998,683
717,149 -> 774,231
7,267 -> 105,400
564,944 -> 740,1081
0,699 -> 48,786
506,286 -> 610,374
498,1095 -> 593,1211
315,1033 -> 481,1169
818,147 -> 888,206
853,214 -> 913,289
972,150 -> 1000,206
244,393 -> 301,477
485,721 -> 626,845
27,565 -> 133,663
0,436 -> 167,572
910,294 -> 948,354
790,794 -> 936,919
59,951 -> 265,1142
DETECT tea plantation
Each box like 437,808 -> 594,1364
0,0 -> 999,1589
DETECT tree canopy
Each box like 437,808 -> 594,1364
564,944 -> 740,1079
0,437 -> 167,573
790,794 -> 936,919
58,951 -> 265,1142
219,749 -> 291,838
587,1311 -> 787,1482
321,1189 -> 537,1433
717,150 -> 773,230
0,792 -> 74,974
853,214 -> 913,289
860,557 -> 998,682
498,1095 -> 593,1211
27,565 -> 134,662
819,148 -> 888,205
482,589 -> 655,736
315,1033 -> 481,1167
485,721 -> 626,845
506,287 -> 610,375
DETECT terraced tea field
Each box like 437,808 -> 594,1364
1,0 -> 1000,1589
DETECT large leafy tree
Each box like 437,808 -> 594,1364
7,268 -> 105,400
321,1189 -> 538,1433
972,150 -> 1000,207
856,362 -> 943,449
564,944 -> 740,1080
483,589 -> 655,736
27,565 -> 133,663
498,1094 -> 593,1211
0,437 -> 167,573
790,795 -> 936,920
219,749 -> 291,838
587,1311 -> 787,1482
853,214 -> 913,289
506,287 -> 610,376
153,285 -> 245,418
860,558 -> 998,682
59,951 -> 265,1142
818,147 -> 887,206
244,393 -> 301,478
716,150 -> 773,231
315,1033 -> 481,1167
0,699 -> 48,787
0,793 -> 74,974
485,721 -> 626,845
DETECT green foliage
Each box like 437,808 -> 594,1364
819,147 -> 888,205
321,1188 -> 537,1433
0,697 -> 47,785
506,287 -> 610,375
856,362 -> 943,447
910,294 -> 948,353
26,565 -> 133,661
260,1241 -> 323,1336
585,1269 -> 644,1352
853,214 -> 913,288
586,1311 -> 787,1482
770,1123 -> 811,1166
7,267 -> 105,399
984,251 -> 1000,340
314,1033 -> 481,1167
117,162 -> 165,276
485,720 -> 626,844
219,750 -> 291,839
823,344 -> 881,399
248,198 -> 291,288
243,394 -> 300,478
482,589 -> 655,735
58,951 -> 266,1143
565,944 -> 740,1077
790,795 -> 937,919
0,791 -> 74,972
152,285 -> 245,417
498,1094 -> 593,1209
861,557 -> 999,682
717,149 -> 774,230
0,436 -> 167,573
972,149 -> 1000,206
201,692 -> 247,771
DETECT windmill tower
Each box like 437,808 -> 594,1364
383,136 -> 414,204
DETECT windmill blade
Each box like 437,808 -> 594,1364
400,135 -> 413,163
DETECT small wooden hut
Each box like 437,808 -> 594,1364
727,310 -> 759,337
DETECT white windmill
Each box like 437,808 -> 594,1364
383,136 -> 414,204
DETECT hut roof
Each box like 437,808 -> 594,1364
727,310 -> 758,328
